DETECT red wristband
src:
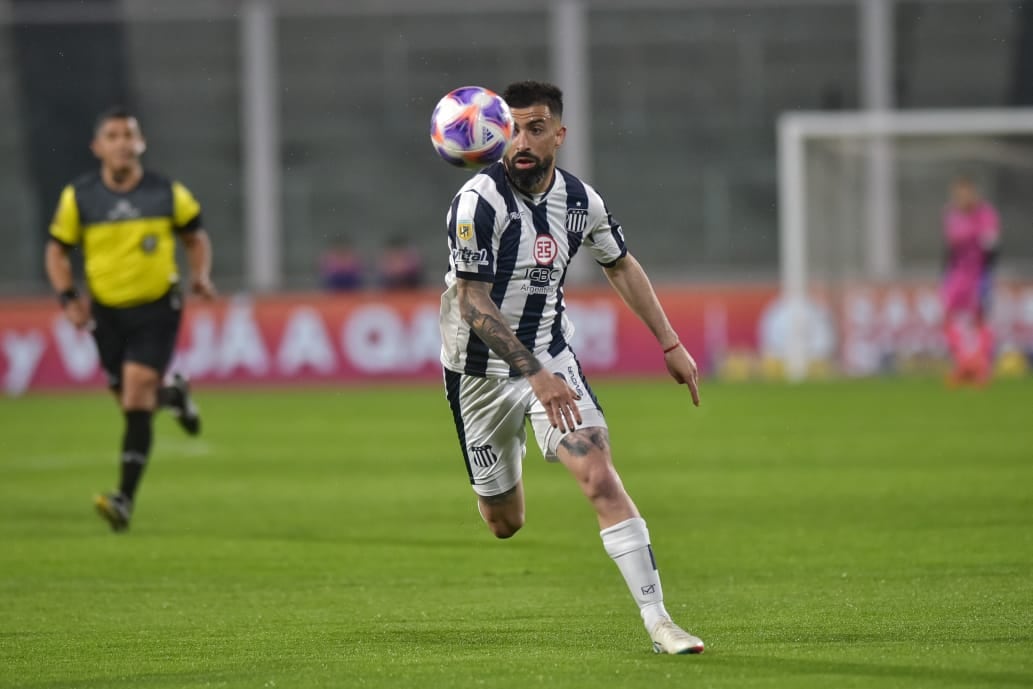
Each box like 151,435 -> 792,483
662,342 -> 680,354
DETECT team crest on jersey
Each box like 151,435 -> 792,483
140,233 -> 158,254
566,208 -> 588,234
457,221 -> 473,241
533,235 -> 558,266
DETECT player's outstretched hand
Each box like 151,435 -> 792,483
665,345 -> 701,407
191,276 -> 217,301
528,369 -> 583,433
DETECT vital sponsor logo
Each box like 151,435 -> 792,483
451,246 -> 490,267
469,444 -> 499,469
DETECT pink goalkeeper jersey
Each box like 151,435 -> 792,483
944,201 -> 998,278
942,201 -> 999,313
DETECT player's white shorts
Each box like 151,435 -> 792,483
443,347 -> 608,497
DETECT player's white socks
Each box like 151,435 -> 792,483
601,517 -> 670,631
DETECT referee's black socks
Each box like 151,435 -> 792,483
119,410 -> 154,502
157,384 -> 183,410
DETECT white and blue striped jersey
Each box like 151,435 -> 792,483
439,162 -> 628,377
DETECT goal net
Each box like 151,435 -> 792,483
777,109 -> 1033,380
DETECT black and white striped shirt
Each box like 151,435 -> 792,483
440,162 -> 628,377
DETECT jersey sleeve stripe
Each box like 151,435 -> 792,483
450,191 -> 498,279
472,193 -> 498,276
49,236 -> 77,249
49,185 -> 81,246
596,212 -> 628,267
175,213 -> 203,234
597,252 -> 627,268
455,271 -> 494,282
446,194 -> 462,242
171,181 -> 203,229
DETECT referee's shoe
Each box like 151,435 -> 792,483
164,374 -> 201,436
94,492 -> 132,532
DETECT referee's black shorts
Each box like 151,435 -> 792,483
90,287 -> 183,390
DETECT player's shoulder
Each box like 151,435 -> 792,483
456,162 -> 509,197
68,170 -> 102,194
557,167 -> 607,208
451,163 -> 515,220
62,171 -> 108,210
138,169 -> 177,192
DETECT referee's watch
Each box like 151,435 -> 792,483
57,287 -> 80,307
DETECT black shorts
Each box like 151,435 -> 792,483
90,287 -> 183,389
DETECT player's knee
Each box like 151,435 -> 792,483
486,515 -> 524,539
121,388 -> 158,411
120,365 -> 160,410
580,462 -> 625,503
478,497 -> 524,539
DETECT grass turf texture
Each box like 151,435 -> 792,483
0,379 -> 1030,689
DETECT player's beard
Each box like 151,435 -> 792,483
504,153 -> 554,194
107,154 -> 141,185
110,165 -> 135,184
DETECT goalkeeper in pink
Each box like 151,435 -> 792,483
941,177 -> 1000,386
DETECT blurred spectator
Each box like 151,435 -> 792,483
377,235 -> 425,290
318,238 -> 364,291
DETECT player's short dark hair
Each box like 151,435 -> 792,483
94,106 -> 138,134
502,81 -> 563,118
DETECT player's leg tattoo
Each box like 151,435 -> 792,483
557,428 -> 636,528
559,428 -> 609,457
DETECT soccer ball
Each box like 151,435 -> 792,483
430,86 -> 513,169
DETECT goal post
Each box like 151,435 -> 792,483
777,108 -> 1033,381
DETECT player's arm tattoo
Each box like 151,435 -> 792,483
559,428 -> 610,457
458,280 -> 543,376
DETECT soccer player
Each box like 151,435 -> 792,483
941,176 -> 999,386
439,81 -> 704,655
44,107 -> 215,532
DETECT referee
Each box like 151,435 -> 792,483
44,107 -> 216,532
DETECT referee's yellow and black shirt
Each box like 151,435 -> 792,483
49,170 -> 203,308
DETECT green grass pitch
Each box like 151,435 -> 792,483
1,378 -> 1031,688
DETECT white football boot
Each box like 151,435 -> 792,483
650,619 -> 705,655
